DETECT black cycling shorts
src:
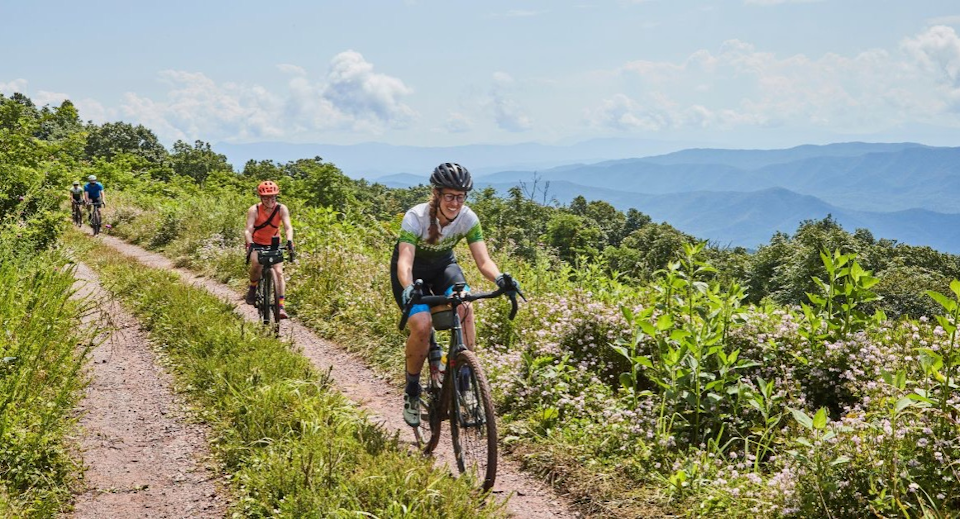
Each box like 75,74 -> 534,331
390,243 -> 467,313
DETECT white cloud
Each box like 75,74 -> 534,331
321,50 -> 416,129
592,27 -> 960,135
115,50 -> 416,143
902,25 -> 960,87
277,64 -> 307,75
0,79 -> 28,96
33,90 -> 71,107
927,16 -> 960,28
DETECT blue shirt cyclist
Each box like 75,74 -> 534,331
83,175 -> 105,206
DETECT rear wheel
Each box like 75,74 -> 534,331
449,349 -> 497,491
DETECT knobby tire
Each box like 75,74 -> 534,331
258,268 -> 280,336
448,349 -> 497,491
90,206 -> 101,236
420,384 -> 443,455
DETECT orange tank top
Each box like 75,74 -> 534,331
252,203 -> 283,246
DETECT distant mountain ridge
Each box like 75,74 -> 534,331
374,142 -> 960,253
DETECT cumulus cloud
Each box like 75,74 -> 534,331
902,25 -> 960,87
590,26 -> 960,134
321,50 -> 416,128
115,50 -> 416,143
0,79 -> 28,96
33,90 -> 71,107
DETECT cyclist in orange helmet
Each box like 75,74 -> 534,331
244,180 -> 295,318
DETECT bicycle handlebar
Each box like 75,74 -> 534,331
398,274 -> 525,331
245,244 -> 291,266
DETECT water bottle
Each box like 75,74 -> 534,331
428,342 -> 443,386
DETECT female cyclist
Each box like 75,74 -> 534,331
391,162 -> 520,426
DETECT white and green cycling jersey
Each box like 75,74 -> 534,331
398,203 -> 484,262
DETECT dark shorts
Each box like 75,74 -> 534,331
390,243 -> 467,317
88,197 -> 102,207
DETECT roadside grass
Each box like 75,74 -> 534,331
0,239 -> 92,517
66,230 -> 504,518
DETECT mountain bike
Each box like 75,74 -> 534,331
71,200 -> 83,227
398,274 -> 523,492
246,237 -> 292,336
88,201 -> 103,235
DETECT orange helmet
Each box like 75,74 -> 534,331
257,180 -> 280,196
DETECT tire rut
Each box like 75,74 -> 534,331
93,233 -> 580,518
67,261 -> 226,518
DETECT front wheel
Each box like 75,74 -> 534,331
448,349 -> 497,491
257,269 -> 280,336
90,207 -> 101,235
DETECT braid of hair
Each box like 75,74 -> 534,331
427,190 -> 442,245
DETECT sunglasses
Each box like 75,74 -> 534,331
441,193 -> 467,203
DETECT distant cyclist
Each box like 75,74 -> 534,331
83,175 -> 105,215
392,162 -> 520,426
69,180 -> 84,207
244,180 -> 294,319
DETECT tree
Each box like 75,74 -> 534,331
37,100 -> 83,141
169,139 -> 232,184
543,212 -> 602,263
85,121 -> 168,165
241,159 -> 283,181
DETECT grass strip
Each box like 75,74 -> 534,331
68,232 -> 503,518
0,246 -> 92,517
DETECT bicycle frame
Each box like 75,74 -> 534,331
246,239 -> 289,334
398,276 -> 523,491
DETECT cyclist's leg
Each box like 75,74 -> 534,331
438,262 -> 476,350
273,262 -> 285,301
248,249 -> 262,283
272,261 -> 287,318
246,248 -> 261,303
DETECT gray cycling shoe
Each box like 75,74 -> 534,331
403,392 -> 421,427
244,286 -> 256,305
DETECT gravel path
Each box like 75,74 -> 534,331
94,233 -> 580,518
67,261 -> 226,518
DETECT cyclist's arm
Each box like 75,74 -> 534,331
396,242 -> 416,288
280,204 -> 294,243
244,205 -> 257,246
100,188 -> 106,205
468,240 -> 501,284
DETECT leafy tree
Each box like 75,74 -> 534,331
286,157 -> 357,210
544,212 -> 602,263
37,100 -> 83,141
169,139 -> 232,184
585,199 -> 626,247
85,122 -> 168,166
611,222 -> 692,280
241,159 -> 283,181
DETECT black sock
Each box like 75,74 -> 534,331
405,371 -> 421,396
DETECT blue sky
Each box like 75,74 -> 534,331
4,0 -> 960,150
